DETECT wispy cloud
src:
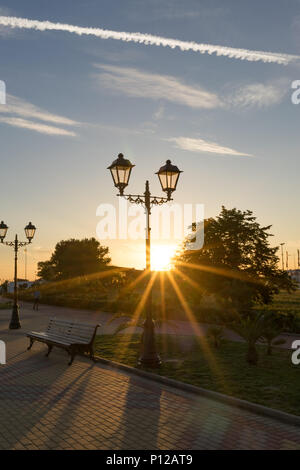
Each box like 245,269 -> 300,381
93,64 -> 220,109
1,94 -> 78,125
229,80 -> 288,108
0,117 -> 76,136
90,121 -> 142,135
94,64 -> 288,112
0,15 -> 298,65
0,94 -> 78,136
168,136 -> 252,157
153,104 -> 165,120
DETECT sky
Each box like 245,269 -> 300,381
0,0 -> 300,280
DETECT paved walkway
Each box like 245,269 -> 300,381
1,299 -> 298,349
0,304 -> 300,450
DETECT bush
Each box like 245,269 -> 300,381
207,325 -> 224,348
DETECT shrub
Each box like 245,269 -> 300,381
207,325 -> 224,348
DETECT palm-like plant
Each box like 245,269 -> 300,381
260,314 -> 286,355
229,311 -> 267,365
261,327 -> 285,355
207,325 -> 224,348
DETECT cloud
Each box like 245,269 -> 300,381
94,65 -> 288,112
168,136 -> 252,156
153,104 -> 165,120
229,80 -> 288,108
0,15 -> 298,65
93,64 -> 220,109
0,117 -> 76,136
1,94 -> 78,125
90,122 -> 142,135
0,94 -> 78,136
30,246 -> 52,254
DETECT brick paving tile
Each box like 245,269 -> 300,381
0,305 -> 300,450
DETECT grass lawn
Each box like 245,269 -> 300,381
0,301 -> 12,310
94,333 -> 300,416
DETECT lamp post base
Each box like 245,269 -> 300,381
138,318 -> 161,368
9,303 -> 21,329
138,353 -> 161,368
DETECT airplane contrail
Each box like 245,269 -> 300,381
0,15 -> 298,65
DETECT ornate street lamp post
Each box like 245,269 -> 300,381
0,221 -> 37,329
108,154 -> 182,367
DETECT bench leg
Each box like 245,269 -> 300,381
27,338 -> 34,351
45,345 -> 53,357
89,347 -> 96,362
68,346 -> 76,366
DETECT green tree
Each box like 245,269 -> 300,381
37,260 -> 57,281
259,311 -> 286,355
175,206 -> 295,314
37,238 -> 111,280
0,280 -> 8,294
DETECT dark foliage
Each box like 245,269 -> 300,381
37,237 -> 111,280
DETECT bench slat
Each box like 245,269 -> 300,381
70,329 -> 95,335
27,333 -> 71,347
30,331 -> 71,341
28,333 -> 90,346
32,331 -> 92,342
68,337 -> 92,343
48,318 -> 95,328
70,326 -> 94,331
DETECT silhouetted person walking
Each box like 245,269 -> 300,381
33,290 -> 40,310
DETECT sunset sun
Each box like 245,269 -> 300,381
151,244 -> 177,271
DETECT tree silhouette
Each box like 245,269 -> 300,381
38,238 -> 111,280
175,206 -> 295,313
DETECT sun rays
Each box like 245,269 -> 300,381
150,244 -> 177,271
166,270 -> 231,392
175,259 -> 265,286
111,270 -> 158,358
105,258 -> 231,393
47,246 -> 240,392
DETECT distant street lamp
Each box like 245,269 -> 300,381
280,243 -> 285,271
0,221 -> 36,329
108,153 -> 182,367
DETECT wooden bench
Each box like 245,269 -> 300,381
26,318 -> 100,365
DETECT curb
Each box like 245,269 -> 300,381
282,332 -> 300,338
94,355 -> 300,428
